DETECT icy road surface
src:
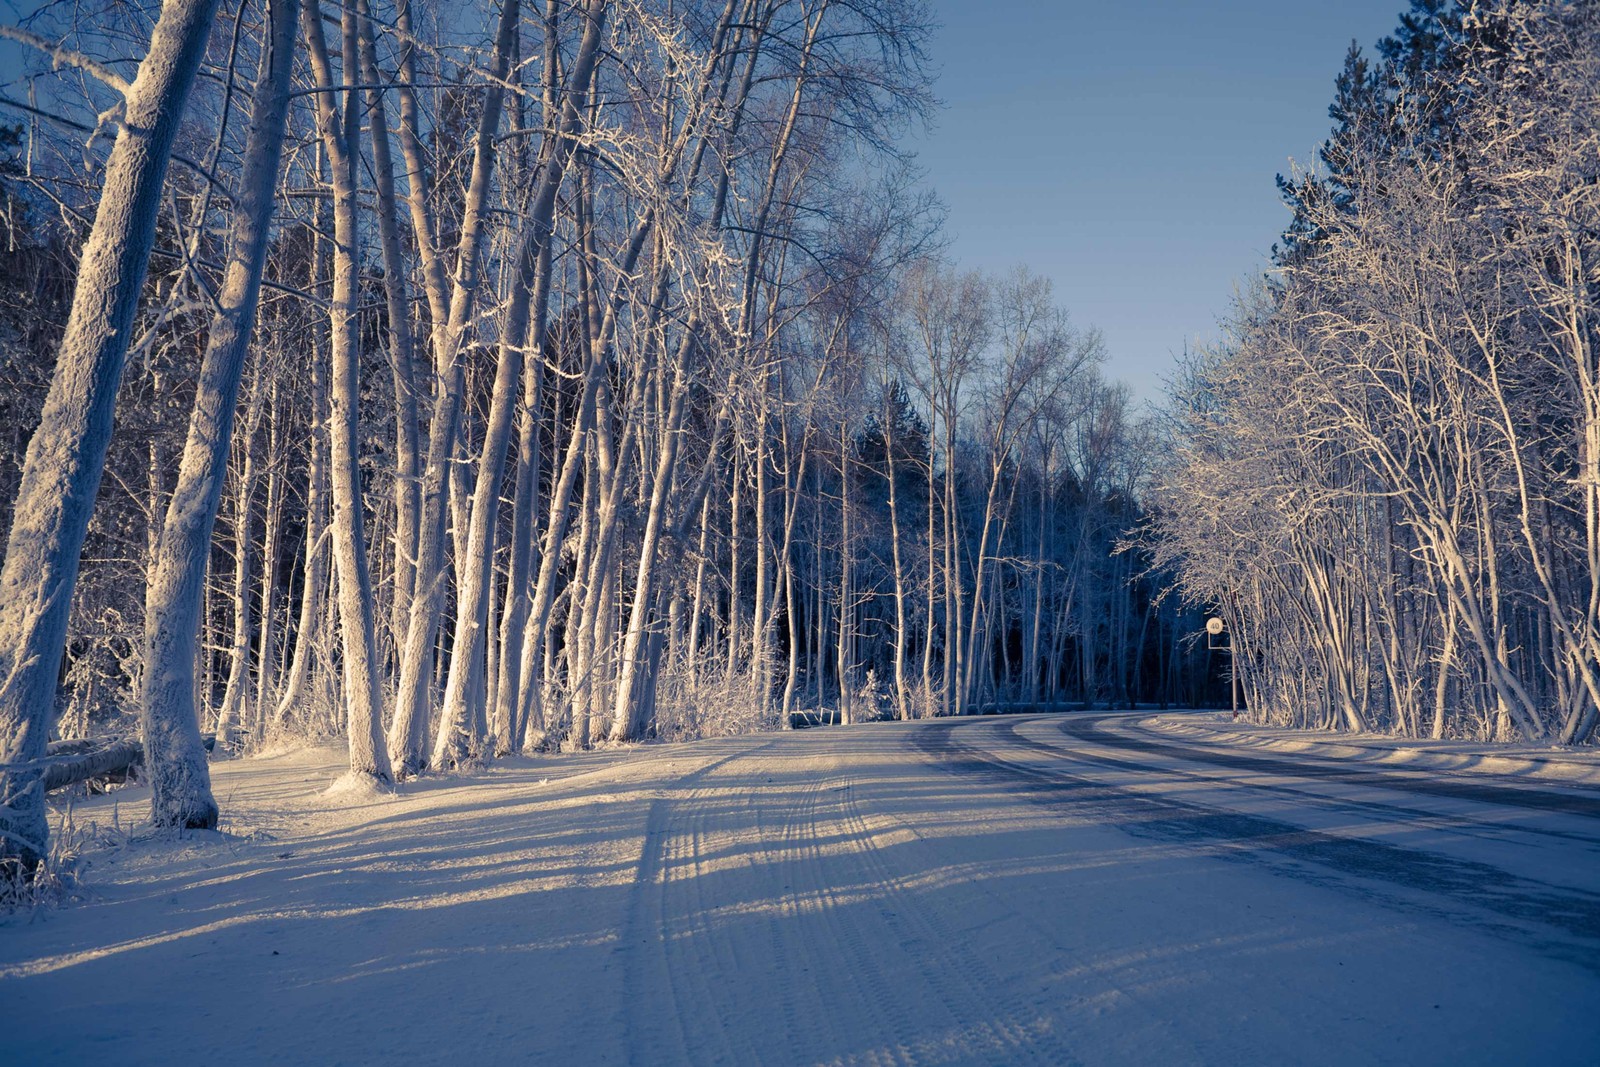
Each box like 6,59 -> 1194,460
4,712 -> 1599,1065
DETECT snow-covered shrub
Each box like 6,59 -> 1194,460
653,667 -> 776,743
0,803 -> 95,912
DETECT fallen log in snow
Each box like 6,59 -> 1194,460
41,738 -> 144,793
40,734 -> 217,793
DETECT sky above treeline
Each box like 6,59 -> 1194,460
914,0 -> 1413,405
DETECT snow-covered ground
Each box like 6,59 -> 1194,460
1148,710 -> 1600,786
4,711 -> 1598,1065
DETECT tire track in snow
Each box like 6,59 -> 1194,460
915,716 -> 1600,974
890,732 -> 1228,1059
661,769 -> 770,1066
755,774 -> 823,1065
780,773 -> 919,1065
755,759 -> 1071,1065
827,774 -> 1080,1065
618,742 -> 777,1065
621,792 -> 697,1064
1061,714 -> 1600,817
1017,716 -> 1600,854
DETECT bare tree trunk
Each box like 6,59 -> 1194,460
687,493 -> 711,675
923,429 -> 938,713
781,527 -> 802,726
944,435 -> 961,716
726,452 -> 743,680
1026,487 -> 1047,705
303,0 -> 393,784
355,0 -> 422,651
837,423 -> 854,724
491,337 -> 547,754
214,438 -> 257,747
275,256 -> 330,726
884,396 -> 911,720
752,408 -> 771,711
0,0 -> 224,869
776,418 -> 808,727
253,382 -> 285,729
814,463 -> 827,703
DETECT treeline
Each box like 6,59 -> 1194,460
0,0 -> 1216,872
1154,0 -> 1600,744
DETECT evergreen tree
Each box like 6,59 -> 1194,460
1275,1 -> 1466,264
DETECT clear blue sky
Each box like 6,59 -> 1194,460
913,0 -> 1411,404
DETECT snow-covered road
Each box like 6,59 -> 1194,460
4,712 -> 1598,1065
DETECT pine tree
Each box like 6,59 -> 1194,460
1275,1 -> 1466,264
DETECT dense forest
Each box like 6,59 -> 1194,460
1155,1 -> 1600,746
0,0 -> 1221,874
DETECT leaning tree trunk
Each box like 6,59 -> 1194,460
490,258 -> 551,754
0,0 -> 223,868
253,382 -> 285,726
354,0 -> 421,651
141,0 -> 294,827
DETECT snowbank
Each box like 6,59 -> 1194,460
1145,711 -> 1600,788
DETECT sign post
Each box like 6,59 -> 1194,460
1206,617 -> 1236,720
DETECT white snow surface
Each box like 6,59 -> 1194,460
4,711 -> 1599,1065
1148,710 -> 1600,786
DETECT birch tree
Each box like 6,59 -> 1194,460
301,0 -> 391,784
0,0 -> 223,870
140,0 -> 295,826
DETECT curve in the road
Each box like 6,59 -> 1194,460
1060,713 -> 1600,818
915,715 -> 1600,974
1042,716 -> 1600,850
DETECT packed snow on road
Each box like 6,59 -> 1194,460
4,711 -> 1598,1065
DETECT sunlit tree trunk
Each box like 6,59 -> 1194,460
214,437 -> 257,746
355,0 -> 422,650
0,0 -> 225,869
303,0 -> 392,784
434,0 -> 608,768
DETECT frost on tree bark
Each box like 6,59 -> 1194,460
490,250 -> 550,754
353,0 -> 421,650
212,438 -> 257,746
0,0 -> 222,868
882,375 -> 911,720
140,0 -> 295,829
303,0 -> 392,784
387,0 -> 523,777
253,381 -> 285,724
432,0 -> 609,768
